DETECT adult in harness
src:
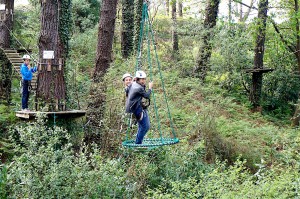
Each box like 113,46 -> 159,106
125,70 -> 153,144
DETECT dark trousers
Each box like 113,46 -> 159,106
22,80 -> 29,109
135,110 -> 150,144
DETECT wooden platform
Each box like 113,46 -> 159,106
244,68 -> 274,73
16,110 -> 86,119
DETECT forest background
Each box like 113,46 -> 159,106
0,0 -> 300,198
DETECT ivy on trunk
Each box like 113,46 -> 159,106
86,0 -> 118,149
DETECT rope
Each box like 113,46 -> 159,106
2,22 -> 37,62
147,11 -> 177,138
123,2 -> 178,148
145,11 -> 164,144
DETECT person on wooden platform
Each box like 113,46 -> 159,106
125,70 -> 154,144
20,55 -> 37,111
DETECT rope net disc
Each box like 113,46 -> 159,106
122,138 -> 179,148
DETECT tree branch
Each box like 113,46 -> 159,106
233,0 -> 257,10
269,17 -> 296,53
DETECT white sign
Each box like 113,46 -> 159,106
43,51 -> 54,59
0,4 -> 5,11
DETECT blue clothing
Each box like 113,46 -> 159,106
22,80 -> 29,109
136,110 -> 150,144
20,63 -> 37,80
125,82 -> 152,119
20,63 -> 37,110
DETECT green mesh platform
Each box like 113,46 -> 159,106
122,138 -> 179,148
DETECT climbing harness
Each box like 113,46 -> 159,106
122,1 -> 179,149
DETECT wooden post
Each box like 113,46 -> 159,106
47,60 -> 51,71
55,98 -> 59,111
59,58 -> 62,70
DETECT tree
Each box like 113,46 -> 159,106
0,0 -> 14,103
121,0 -> 134,58
249,0 -> 268,110
194,0 -> 220,81
86,0 -> 118,148
172,0 -> 178,56
37,0 -> 71,110
233,0 -> 254,22
166,0 -> 169,16
133,0 -> 143,51
72,0 -> 101,32
270,0 -> 300,125
178,1 -> 183,17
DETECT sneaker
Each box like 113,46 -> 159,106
22,108 -> 31,112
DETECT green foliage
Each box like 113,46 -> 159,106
148,159 -> 300,198
13,4 -> 40,53
72,0 -> 101,32
0,165 -> 7,199
59,0 -> 72,58
6,116 -> 131,198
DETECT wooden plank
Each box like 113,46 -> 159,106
16,113 -> 30,119
15,110 -> 86,119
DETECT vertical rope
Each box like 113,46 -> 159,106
147,10 -> 177,138
135,3 -> 147,72
144,6 -> 164,143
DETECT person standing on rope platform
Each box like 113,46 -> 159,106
122,73 -> 133,89
126,70 -> 154,144
20,55 -> 37,111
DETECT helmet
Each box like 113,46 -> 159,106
122,73 -> 132,81
135,70 -> 147,79
22,55 -> 31,60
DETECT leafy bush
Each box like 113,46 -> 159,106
6,115 -> 131,198
147,159 -> 300,198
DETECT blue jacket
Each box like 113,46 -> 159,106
20,63 -> 37,81
125,82 -> 152,118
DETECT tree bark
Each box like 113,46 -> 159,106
133,0 -> 143,52
194,0 -> 220,82
37,0 -> 71,110
86,0 -> 118,147
166,0 -> 169,16
178,1 -> 183,17
228,0 -> 232,22
121,0 -> 134,58
172,0 -> 179,56
292,0 -> 300,126
0,0 -> 13,48
0,0 -> 13,103
249,0 -> 268,110
239,1 -> 243,22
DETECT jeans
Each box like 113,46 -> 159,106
22,80 -> 29,109
135,110 -> 150,144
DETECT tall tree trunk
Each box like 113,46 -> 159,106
178,1 -> 183,17
292,0 -> 300,126
228,0 -> 232,22
295,0 -> 300,73
194,0 -> 220,82
37,0 -> 70,110
239,0 -> 243,22
172,0 -> 178,56
86,0 -> 118,148
0,0 -> 13,103
133,0 -> 143,52
249,0 -> 268,110
121,0 -> 134,58
166,0 -> 169,16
